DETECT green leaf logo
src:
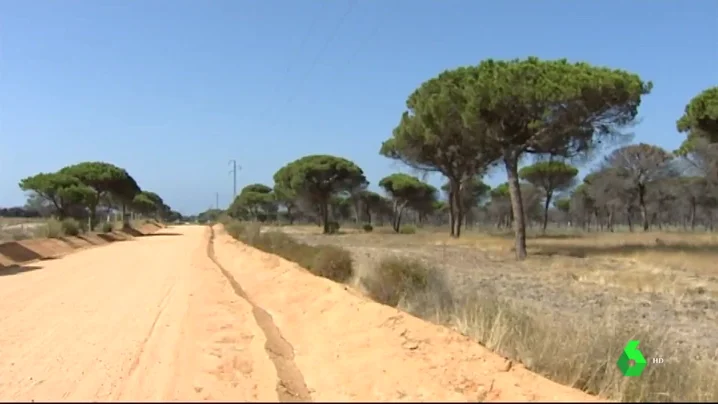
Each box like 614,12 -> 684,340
617,340 -> 647,377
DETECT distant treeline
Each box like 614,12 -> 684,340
0,207 -> 42,218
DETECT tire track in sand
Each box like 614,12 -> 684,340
125,280 -> 177,380
206,226 -> 312,402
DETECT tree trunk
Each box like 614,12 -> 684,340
122,203 -> 130,227
503,153 -> 527,260
542,191 -> 552,234
638,186 -> 649,232
447,188 -> 457,237
392,201 -> 407,233
287,206 -> 294,225
456,178 -> 464,238
321,202 -> 330,234
88,203 -> 99,231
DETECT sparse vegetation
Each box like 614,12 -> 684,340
203,81 -> 718,402
224,220 -> 355,283
281,225 -> 718,402
193,80 -> 718,402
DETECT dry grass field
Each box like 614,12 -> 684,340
269,223 -> 718,402
0,217 -> 46,226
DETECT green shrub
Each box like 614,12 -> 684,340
312,245 -> 354,282
399,225 -> 417,234
222,219 -> 355,283
61,218 -> 82,236
361,257 -> 453,309
362,223 -> 374,232
100,222 -> 113,233
224,221 -> 247,239
256,232 -> 318,269
46,218 -> 64,238
218,213 -> 233,225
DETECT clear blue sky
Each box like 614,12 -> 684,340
1,1 -> 716,215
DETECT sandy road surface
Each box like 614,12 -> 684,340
0,226 -> 276,402
1,225 -> 601,402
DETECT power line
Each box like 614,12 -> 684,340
339,3 -> 384,72
278,0 -> 357,110
257,2 -> 326,121
228,159 -> 241,199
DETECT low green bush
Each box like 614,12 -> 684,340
223,219 -> 354,283
100,222 -> 113,233
361,257 -> 452,310
224,221 -> 247,239
46,218 -> 64,238
399,225 -> 417,234
362,223 -> 374,232
61,218 -> 82,236
312,245 -> 354,282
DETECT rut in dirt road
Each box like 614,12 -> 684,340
206,226 -> 312,403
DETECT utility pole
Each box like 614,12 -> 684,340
228,159 -> 242,199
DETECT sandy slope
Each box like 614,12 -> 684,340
0,224 -> 602,402
211,225 -> 603,402
0,226 -> 276,402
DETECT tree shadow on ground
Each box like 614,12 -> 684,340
531,234 -> 584,240
487,232 -> 582,240
0,242 -> 42,263
0,264 -> 43,276
120,227 -> 144,237
97,233 -> 123,243
58,237 -> 90,248
533,242 -> 717,259
78,235 -> 100,245
139,232 -> 182,237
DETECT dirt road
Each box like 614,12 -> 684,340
0,225 -> 600,402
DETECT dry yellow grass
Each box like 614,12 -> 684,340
0,217 -> 46,226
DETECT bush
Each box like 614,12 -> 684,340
256,232 -> 318,270
100,222 -> 113,233
312,245 -> 354,282
45,218 -> 64,238
361,257 -> 453,310
326,221 -> 341,234
399,225 -> 417,234
61,218 -> 82,236
362,223 -> 374,232
224,221 -> 247,239
222,219 -> 355,283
